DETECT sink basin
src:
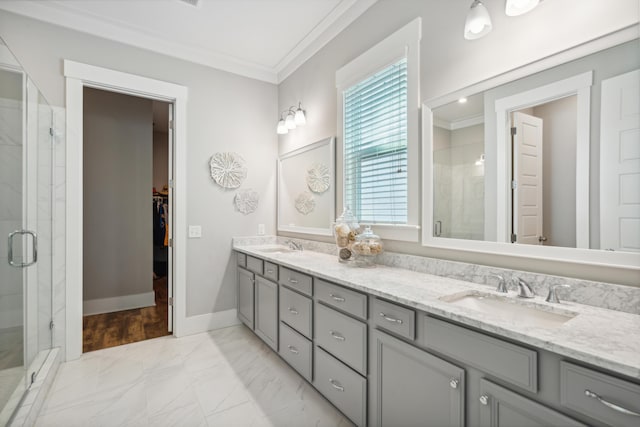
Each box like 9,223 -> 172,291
439,291 -> 578,328
255,245 -> 296,254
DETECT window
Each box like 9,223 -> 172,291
336,18 -> 420,241
344,58 -> 408,224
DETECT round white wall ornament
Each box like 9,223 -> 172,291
306,162 -> 331,193
295,192 -> 316,215
210,152 -> 247,189
234,189 -> 259,215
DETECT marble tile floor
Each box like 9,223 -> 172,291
35,325 -> 354,427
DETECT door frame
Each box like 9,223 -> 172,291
494,71 -> 592,248
64,60 -> 188,361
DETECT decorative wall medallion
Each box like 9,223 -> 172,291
306,162 -> 331,194
295,192 -> 315,215
210,152 -> 247,189
234,189 -> 259,215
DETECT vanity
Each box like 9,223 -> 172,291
233,242 -> 640,427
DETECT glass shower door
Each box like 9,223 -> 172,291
0,38 -> 53,424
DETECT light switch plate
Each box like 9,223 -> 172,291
188,225 -> 202,238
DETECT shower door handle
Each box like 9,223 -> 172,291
8,230 -> 38,268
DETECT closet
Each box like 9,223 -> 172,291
82,88 -> 172,352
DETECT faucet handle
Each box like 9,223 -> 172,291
491,275 -> 508,293
545,284 -> 570,303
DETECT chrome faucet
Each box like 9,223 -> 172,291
514,278 -> 535,298
546,284 -> 570,303
492,275 -> 508,293
285,240 -> 303,251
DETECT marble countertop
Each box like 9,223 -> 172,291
234,244 -> 640,380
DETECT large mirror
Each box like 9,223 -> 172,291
423,32 -> 640,267
278,137 -> 335,236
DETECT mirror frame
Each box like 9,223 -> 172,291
277,136 -> 336,236
421,27 -> 640,269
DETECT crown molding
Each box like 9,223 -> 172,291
0,0 -> 378,84
276,0 -> 378,83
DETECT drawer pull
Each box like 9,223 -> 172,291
288,278 -> 299,284
329,331 -> 346,341
449,379 -> 459,389
287,307 -> 299,315
266,269 -> 274,274
479,395 -> 489,406
585,389 -> 640,416
287,345 -> 299,355
329,379 -> 344,392
329,293 -> 345,302
379,312 -> 403,324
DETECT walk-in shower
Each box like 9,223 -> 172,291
0,37 -> 55,425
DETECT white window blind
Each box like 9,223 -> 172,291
343,57 -> 408,224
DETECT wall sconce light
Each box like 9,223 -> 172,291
277,102 -> 306,134
475,153 -> 486,166
505,0 -> 539,16
464,0 -> 493,40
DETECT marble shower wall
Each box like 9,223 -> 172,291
234,236 -> 640,315
51,105 -> 65,360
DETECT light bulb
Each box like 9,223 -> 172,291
458,97 -> 468,104
505,0 -> 539,16
277,119 -> 288,134
294,107 -> 306,126
464,0 -> 492,40
285,114 -> 296,130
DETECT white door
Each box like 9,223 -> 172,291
167,103 -> 174,332
512,112 -> 544,245
600,69 -> 640,252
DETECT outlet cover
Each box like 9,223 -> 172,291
258,224 -> 265,235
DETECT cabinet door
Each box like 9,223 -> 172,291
479,379 -> 586,427
370,330 -> 465,427
254,276 -> 278,351
237,267 -> 254,329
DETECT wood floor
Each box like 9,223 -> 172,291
82,277 -> 170,353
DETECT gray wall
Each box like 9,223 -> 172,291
534,96 -> 577,249
0,10 -> 278,317
83,88 -> 153,302
277,0 -> 640,286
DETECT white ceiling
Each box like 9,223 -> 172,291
0,0 -> 378,83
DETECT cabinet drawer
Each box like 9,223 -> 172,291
315,303 -> 367,375
560,361 -> 640,427
315,279 -> 367,320
279,286 -> 312,339
236,252 -> 247,267
372,298 -> 415,341
314,347 -> 366,427
279,322 -> 312,382
246,255 -> 264,275
264,261 -> 279,282
279,267 -> 313,296
422,316 -> 538,393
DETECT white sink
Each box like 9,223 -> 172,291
439,291 -> 578,328
254,245 -> 296,254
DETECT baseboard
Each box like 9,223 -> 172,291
83,291 -> 155,316
177,308 -> 240,337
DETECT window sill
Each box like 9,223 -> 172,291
360,223 -> 421,243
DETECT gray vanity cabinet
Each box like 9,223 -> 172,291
478,379 -> 586,427
237,267 -> 254,329
369,329 -> 465,427
254,276 -> 278,351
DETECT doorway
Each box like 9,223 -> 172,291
81,88 -> 172,352
64,60 -> 187,361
